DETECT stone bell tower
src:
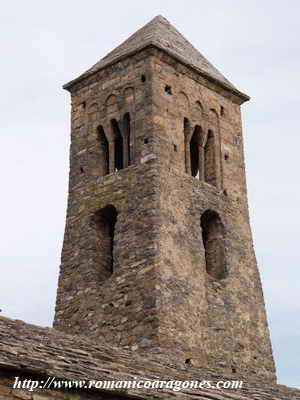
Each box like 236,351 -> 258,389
54,16 -> 276,382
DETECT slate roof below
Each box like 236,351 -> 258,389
0,316 -> 299,400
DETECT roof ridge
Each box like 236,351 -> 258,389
63,16 -> 249,101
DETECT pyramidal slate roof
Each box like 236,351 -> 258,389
64,16 -> 248,99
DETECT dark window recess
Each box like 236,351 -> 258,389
220,106 -> 225,116
204,130 -> 217,187
174,144 -> 177,152
190,126 -> 202,178
165,85 -> 172,95
123,113 -> 131,167
80,167 -> 84,174
144,138 -> 149,144
224,153 -> 229,161
97,126 -> 110,176
141,74 -> 146,83
201,210 -> 227,280
94,205 -> 118,277
184,118 -> 190,173
111,119 -> 124,171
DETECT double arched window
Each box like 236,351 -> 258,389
96,113 -> 132,177
184,119 -> 219,188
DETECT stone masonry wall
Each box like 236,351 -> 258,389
55,46 -> 275,382
149,51 -> 276,382
54,49 -> 163,350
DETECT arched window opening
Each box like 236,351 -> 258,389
201,210 -> 226,280
97,126 -> 109,176
111,119 -> 123,171
94,205 -> 118,277
204,130 -> 217,186
123,113 -> 131,167
190,125 -> 202,178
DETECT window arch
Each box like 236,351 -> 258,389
106,94 -> 118,114
97,126 -> 109,176
111,119 -> 124,171
200,210 -> 226,280
123,113 -> 131,167
204,130 -> 217,187
189,125 -> 203,178
94,205 -> 118,278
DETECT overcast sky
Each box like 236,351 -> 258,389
0,0 -> 299,388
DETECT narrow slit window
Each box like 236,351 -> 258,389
184,118 -> 190,173
111,119 -> 124,171
190,125 -> 202,178
97,125 -> 109,176
94,205 -> 118,278
123,113 -> 131,167
201,210 -> 226,280
204,130 -> 217,186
